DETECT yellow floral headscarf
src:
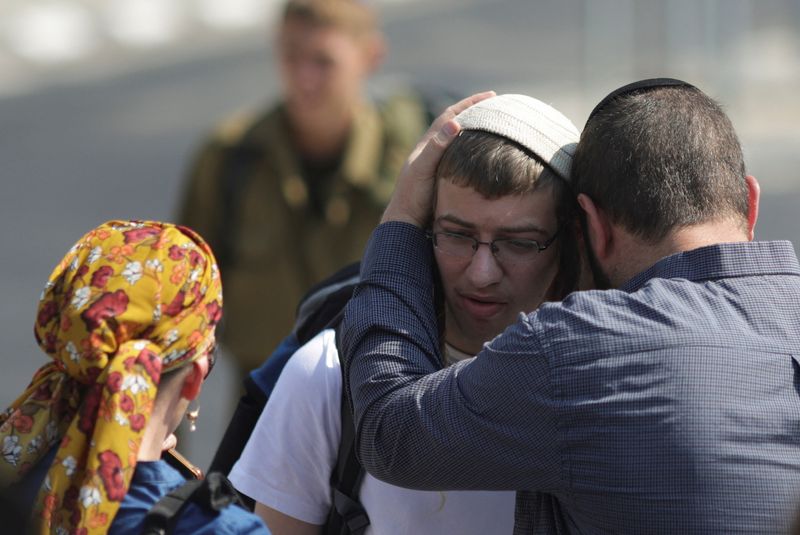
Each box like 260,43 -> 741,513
0,220 -> 222,534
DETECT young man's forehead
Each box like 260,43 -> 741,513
434,179 -> 557,235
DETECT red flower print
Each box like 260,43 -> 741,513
76,264 -> 89,278
80,290 -> 129,331
71,510 -> 82,530
63,485 -> 79,511
123,357 -> 135,371
123,227 -> 160,244
54,396 -> 76,423
12,414 -> 33,434
206,300 -> 222,326
37,301 -> 59,327
168,245 -> 185,260
190,282 -> 203,302
43,333 -> 57,353
42,493 -> 57,519
90,266 -> 114,288
136,349 -> 162,384
175,225 -> 196,237
78,384 -> 102,434
119,394 -> 134,413
97,450 -> 127,501
129,414 -> 146,432
32,381 -> 53,401
106,372 -> 123,393
86,367 -> 101,383
188,249 -> 203,267
88,513 -> 108,530
162,290 -> 185,317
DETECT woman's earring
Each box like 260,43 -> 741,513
186,401 -> 200,432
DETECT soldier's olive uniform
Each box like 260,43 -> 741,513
179,95 -> 427,373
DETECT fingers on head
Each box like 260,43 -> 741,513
430,90 -> 495,133
431,119 -> 460,148
446,90 -> 496,118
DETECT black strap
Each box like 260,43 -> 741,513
295,262 -> 360,344
208,375 -> 267,477
322,320 -> 369,535
214,129 -> 264,273
142,473 -> 246,535
192,472 -> 246,512
142,480 -> 203,535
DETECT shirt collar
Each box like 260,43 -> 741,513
339,101 -> 384,187
620,240 -> 800,293
262,101 -> 384,187
444,343 -> 474,365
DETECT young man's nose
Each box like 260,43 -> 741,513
465,244 -> 503,288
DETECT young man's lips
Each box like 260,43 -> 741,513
459,295 -> 506,319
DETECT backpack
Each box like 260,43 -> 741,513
143,261 -> 366,535
209,261 -> 369,535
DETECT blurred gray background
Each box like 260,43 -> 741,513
2,0 -> 799,468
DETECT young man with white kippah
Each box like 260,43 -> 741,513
229,93 -> 587,534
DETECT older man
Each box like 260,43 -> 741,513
340,81 -> 800,533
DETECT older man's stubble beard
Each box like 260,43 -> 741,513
580,215 -> 613,291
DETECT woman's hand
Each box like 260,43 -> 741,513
161,433 -> 177,451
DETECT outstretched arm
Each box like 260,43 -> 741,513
340,93 -> 562,492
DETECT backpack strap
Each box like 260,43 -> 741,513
141,479 -> 203,535
203,261 -> 366,532
213,119 -> 266,273
295,262 -> 360,343
142,472 -> 245,535
191,472 -> 247,512
207,373 -> 269,479
323,319 -> 369,535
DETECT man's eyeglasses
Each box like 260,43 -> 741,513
428,229 -> 560,265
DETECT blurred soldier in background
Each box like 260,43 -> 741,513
178,0 -> 428,379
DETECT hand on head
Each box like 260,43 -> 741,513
381,91 -> 496,228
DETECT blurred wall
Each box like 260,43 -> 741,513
1,0 -> 798,468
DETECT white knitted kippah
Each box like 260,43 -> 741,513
455,94 -> 579,184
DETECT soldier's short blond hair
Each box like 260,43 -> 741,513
282,0 -> 379,39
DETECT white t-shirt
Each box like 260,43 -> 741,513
230,329 -> 515,534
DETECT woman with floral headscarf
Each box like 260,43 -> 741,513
0,221 -> 269,534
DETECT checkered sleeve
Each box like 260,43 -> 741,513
340,222 -> 561,492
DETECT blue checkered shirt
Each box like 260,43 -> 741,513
340,222 -> 800,534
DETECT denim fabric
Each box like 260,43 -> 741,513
109,460 -> 269,534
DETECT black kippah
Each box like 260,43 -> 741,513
586,78 -> 697,124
